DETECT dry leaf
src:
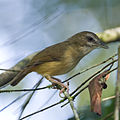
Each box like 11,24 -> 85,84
88,71 -> 110,116
89,77 -> 102,115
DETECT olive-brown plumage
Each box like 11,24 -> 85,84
10,31 -> 108,86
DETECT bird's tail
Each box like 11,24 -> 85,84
10,68 -> 31,86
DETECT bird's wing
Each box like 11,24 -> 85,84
27,41 -> 68,67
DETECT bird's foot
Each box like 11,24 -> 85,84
51,77 -> 69,94
44,74 -> 69,94
59,82 -> 69,96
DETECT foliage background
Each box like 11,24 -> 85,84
0,0 -> 119,120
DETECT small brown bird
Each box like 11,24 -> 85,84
10,31 -> 108,90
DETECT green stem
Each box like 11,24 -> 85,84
64,91 -> 80,120
114,46 -> 120,120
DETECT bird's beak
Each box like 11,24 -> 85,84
99,40 -> 109,49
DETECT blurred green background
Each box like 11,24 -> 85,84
0,0 -> 119,120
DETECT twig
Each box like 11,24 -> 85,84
0,59 -> 117,94
0,54 -> 117,73
0,69 -> 20,72
63,54 -> 117,83
20,91 -> 80,120
26,91 -> 57,120
107,67 -> 118,74
20,100 -> 64,120
61,85 -> 88,108
72,66 -> 118,101
63,91 -> 80,120
0,55 -> 118,119
39,90 -> 57,109
0,78 -> 43,112
102,96 -> 116,101
102,112 -> 114,120
0,68 -> 117,94
72,67 -> 118,100
0,53 -> 117,89
70,59 -> 117,97
18,77 -> 43,119
102,94 -> 120,102
114,46 -> 120,120
0,86 -> 50,93
62,66 -> 118,108
0,92 -> 28,112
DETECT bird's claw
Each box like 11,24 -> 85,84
59,82 -> 69,98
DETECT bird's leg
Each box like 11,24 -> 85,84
50,77 -> 61,89
44,74 -> 69,93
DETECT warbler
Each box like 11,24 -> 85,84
10,31 -> 108,90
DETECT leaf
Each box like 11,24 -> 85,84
88,71 -> 110,116
88,77 -> 102,116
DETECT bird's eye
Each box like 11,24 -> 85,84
87,36 -> 94,42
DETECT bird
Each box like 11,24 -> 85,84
10,31 -> 108,91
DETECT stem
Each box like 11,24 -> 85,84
20,100 -> 63,120
63,91 -> 80,120
63,54 -> 117,83
114,46 -> 120,120
0,68 -> 20,72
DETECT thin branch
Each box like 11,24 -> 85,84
26,91 -> 57,120
0,56 -> 117,93
18,77 -> 43,119
61,66 -> 118,108
70,59 -> 117,97
0,55 -> 118,119
0,53 -> 117,89
102,96 -> 116,102
0,92 -> 28,112
72,85 -> 89,100
0,78 -> 43,112
102,94 -> 120,102
0,69 -> 20,72
39,90 -> 57,109
63,91 -> 80,120
1,65 -> 117,114
63,55 -> 118,83
0,67 -> 117,94
114,46 -> 120,120
72,66 -> 118,100
61,85 -> 88,108
20,90 -> 80,120
20,100 -> 64,120
0,86 -> 49,93
102,112 -> 114,120
107,67 -> 118,74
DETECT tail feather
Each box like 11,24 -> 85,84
10,68 -> 30,86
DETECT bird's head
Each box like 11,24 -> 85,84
78,31 -> 108,49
